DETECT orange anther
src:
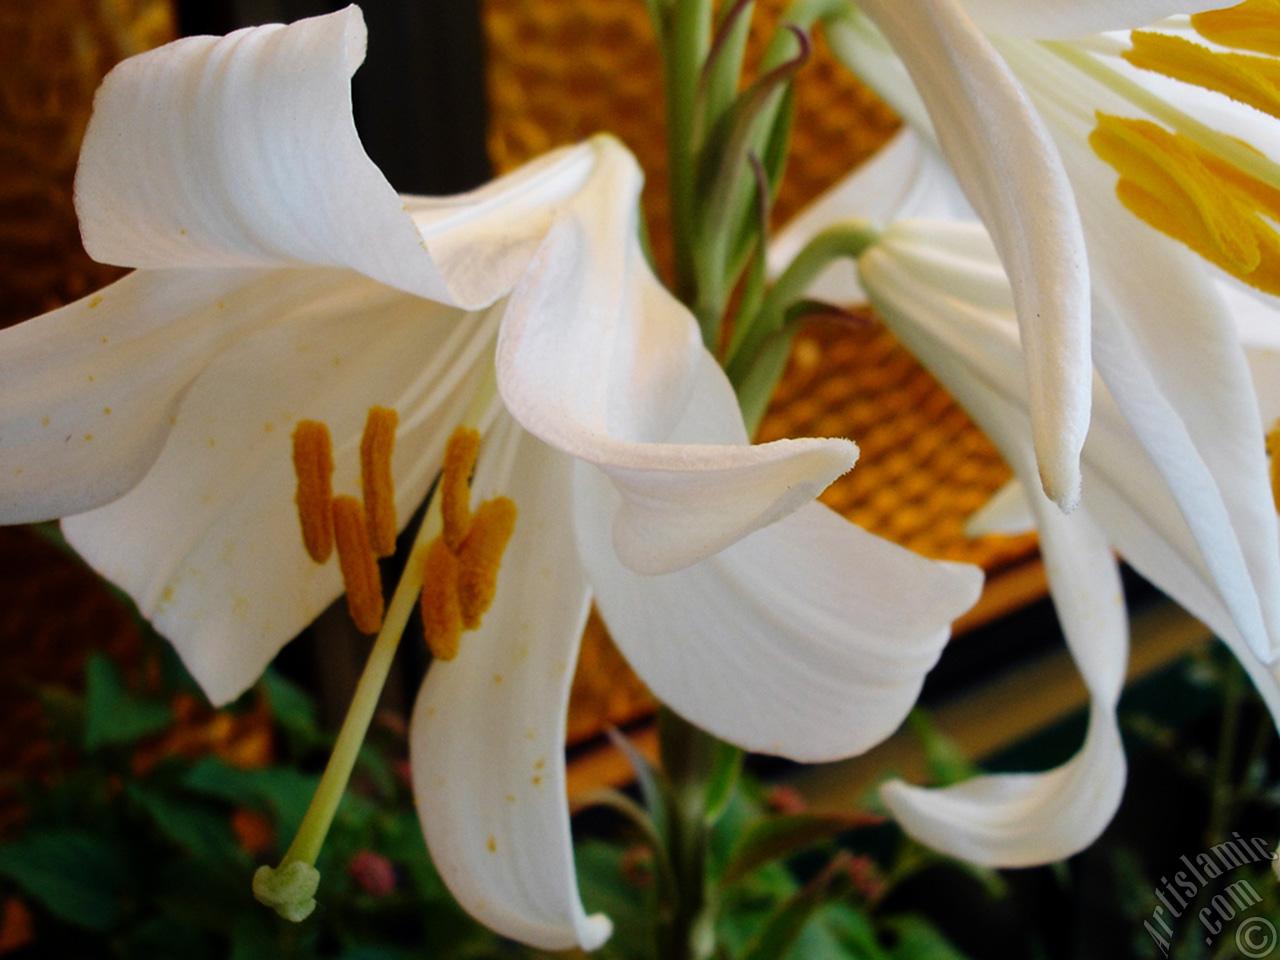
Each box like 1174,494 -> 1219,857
457,497 -> 518,630
332,495 -> 384,634
441,427 -> 481,553
292,420 -> 334,563
421,537 -> 463,661
360,406 -> 399,557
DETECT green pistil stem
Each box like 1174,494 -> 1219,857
280,495 -> 444,873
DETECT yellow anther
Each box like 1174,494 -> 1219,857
292,420 -> 335,563
360,406 -> 399,558
441,427 -> 481,553
1125,31 -> 1280,122
457,496 -> 518,630
1091,113 -> 1280,293
421,537 -> 463,661
1267,418 -> 1280,511
332,495 -> 384,634
1193,1 -> 1280,58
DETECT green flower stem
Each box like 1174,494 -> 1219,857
656,0 -> 713,314
729,220 -> 879,429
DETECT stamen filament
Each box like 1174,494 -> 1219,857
1044,39 -> 1280,196
360,406 -> 399,557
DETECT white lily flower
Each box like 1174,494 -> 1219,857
857,218 -> 1280,864
824,0 -> 1280,512
0,7 -> 983,949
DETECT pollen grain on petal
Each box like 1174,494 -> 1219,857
1267,418 -> 1280,511
292,420 -> 335,563
442,427 -> 481,553
360,406 -> 399,558
421,537 -> 463,661
456,496 -> 517,630
332,495 -> 385,634
1193,0 -> 1280,58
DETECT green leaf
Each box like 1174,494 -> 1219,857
702,743 -> 743,825
722,812 -> 881,887
738,855 -> 851,960
183,758 -> 320,845
883,914 -> 973,960
126,782 -> 238,862
83,653 -> 171,750
0,829 -> 131,930
907,709 -> 978,787
259,669 -> 321,743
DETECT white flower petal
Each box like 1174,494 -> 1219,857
1062,133 -> 1280,663
865,239 -> 1127,862
882,495 -> 1127,866
959,0 -> 1227,40
412,413 -> 608,952
64,272 -> 493,705
576,463 -> 982,763
767,129 -> 974,304
854,0 -> 1091,508
76,7 -> 588,309
0,267 -> 276,522
964,479 -> 1035,537
497,148 -> 859,574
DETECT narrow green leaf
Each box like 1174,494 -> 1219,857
83,653 -> 171,750
883,914 -> 974,960
739,854 -> 851,960
126,782 -> 238,861
907,709 -> 979,787
0,829 -> 131,930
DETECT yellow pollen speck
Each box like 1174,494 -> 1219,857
456,496 -> 517,630
12,468 -> 22,477
89,295 -> 103,308
84,433 -> 93,441
217,301 -> 226,309
441,427 -> 481,552
100,337 -> 108,344
103,407 -> 111,415
506,793 -> 516,803
493,674 -> 503,684
263,423 -> 274,432
421,537 -> 463,660
40,416 -> 49,427
332,495 -> 384,634
532,776 -> 543,786
292,420 -> 335,563
87,375 -> 94,382
1266,418 -> 1280,510
162,586 -> 174,603
525,729 -> 536,740
360,406 -> 399,557
207,438 -> 216,448
179,229 -> 187,236
1193,1 -> 1280,57
534,758 -> 545,770
487,836 -> 497,853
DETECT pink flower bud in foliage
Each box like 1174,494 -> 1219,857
348,850 -> 397,897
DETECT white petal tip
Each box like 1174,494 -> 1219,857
578,914 -> 613,952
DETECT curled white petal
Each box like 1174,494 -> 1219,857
412,414 -> 608,951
